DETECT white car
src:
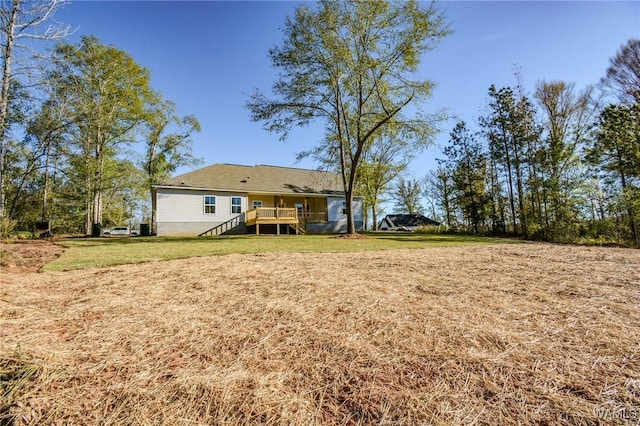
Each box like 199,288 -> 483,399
102,226 -> 130,236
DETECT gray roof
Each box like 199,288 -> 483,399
154,164 -> 344,195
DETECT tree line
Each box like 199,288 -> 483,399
1,0 -> 200,236
397,40 -> 638,247
2,1 -> 637,248
250,0 -> 637,247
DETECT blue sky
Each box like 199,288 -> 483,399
56,1 -> 640,179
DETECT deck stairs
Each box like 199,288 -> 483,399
198,215 -> 245,236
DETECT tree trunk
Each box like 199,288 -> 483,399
0,0 -> 20,219
345,187 -> 355,234
502,137 -> 518,234
512,141 -> 527,237
41,142 -> 53,221
150,188 -> 156,235
371,202 -> 378,231
93,190 -> 102,227
85,194 -> 92,235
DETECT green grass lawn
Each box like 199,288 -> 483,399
44,233 -> 514,271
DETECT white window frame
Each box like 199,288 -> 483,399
231,197 -> 242,214
342,200 -> 348,215
252,200 -> 263,209
204,196 -> 216,214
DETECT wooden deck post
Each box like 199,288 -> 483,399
245,207 -> 304,236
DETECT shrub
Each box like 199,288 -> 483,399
413,224 -> 448,234
0,217 -> 17,240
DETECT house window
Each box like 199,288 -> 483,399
252,200 -> 263,209
342,201 -> 348,215
231,197 -> 242,214
204,196 -> 216,214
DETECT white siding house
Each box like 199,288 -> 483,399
152,164 -> 364,236
156,189 -> 249,236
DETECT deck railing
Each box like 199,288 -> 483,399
246,207 -> 298,222
245,207 -> 328,225
298,212 -> 327,223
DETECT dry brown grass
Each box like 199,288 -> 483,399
1,243 -> 639,425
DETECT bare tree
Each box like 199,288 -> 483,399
601,39 -> 640,106
421,170 -> 440,222
534,81 -> 594,226
392,177 -> 424,215
424,167 -> 455,227
0,0 -> 71,218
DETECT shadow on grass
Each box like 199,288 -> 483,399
59,234 -> 328,248
46,232 -> 515,272
64,233 -> 506,244
364,232 -> 510,244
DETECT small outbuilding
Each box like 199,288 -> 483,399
378,214 -> 440,231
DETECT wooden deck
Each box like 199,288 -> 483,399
245,208 -> 300,235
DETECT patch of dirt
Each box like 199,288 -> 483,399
0,240 -> 66,273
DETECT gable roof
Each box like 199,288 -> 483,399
381,214 -> 440,228
154,163 -> 344,195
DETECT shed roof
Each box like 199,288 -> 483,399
154,164 -> 344,195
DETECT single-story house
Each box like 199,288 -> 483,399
152,163 -> 363,236
378,214 -> 440,231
